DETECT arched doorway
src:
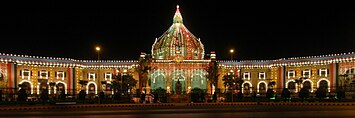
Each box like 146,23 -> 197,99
151,74 -> 166,91
258,82 -> 266,93
172,75 -> 186,94
21,82 -> 31,94
56,83 -> 65,95
303,81 -> 311,92
171,70 -> 186,94
39,83 -> 49,94
88,83 -> 96,98
191,75 -> 207,90
243,83 -> 251,94
288,82 -> 296,93
105,84 -> 112,95
319,80 -> 328,90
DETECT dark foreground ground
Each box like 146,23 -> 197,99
1,102 -> 355,118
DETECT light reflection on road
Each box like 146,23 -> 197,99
78,110 -> 355,118
17,110 -> 355,118
2,105 -> 355,118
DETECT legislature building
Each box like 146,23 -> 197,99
1,5 -> 355,101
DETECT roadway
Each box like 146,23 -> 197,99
1,103 -> 355,117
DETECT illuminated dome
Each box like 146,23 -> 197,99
151,5 -> 205,60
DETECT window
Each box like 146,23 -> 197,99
288,70 -> 295,79
39,70 -> 48,79
22,69 -> 30,76
21,69 -> 31,80
105,72 -> 112,81
56,71 -> 65,80
303,69 -> 311,78
319,68 -> 328,77
88,72 -> 96,81
259,72 -> 266,80
347,68 -> 355,74
243,72 -> 250,80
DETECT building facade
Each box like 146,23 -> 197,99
1,5 -> 355,100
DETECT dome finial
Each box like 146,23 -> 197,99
173,5 -> 183,23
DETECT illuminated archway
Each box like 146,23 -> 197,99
257,81 -> 268,93
150,70 -> 166,91
54,81 -> 67,94
191,70 -> 207,90
301,79 -> 313,92
19,80 -> 33,94
317,78 -> 330,92
86,82 -> 97,94
285,79 -> 298,92
37,82 -> 49,94
171,70 -> 186,94
242,81 -> 252,93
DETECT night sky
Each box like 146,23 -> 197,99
1,1 -> 355,60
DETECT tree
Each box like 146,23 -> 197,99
112,75 -> 121,94
122,74 -> 138,95
267,81 -> 277,100
294,77 -> 304,92
59,89 -> 66,101
222,73 -> 236,93
190,88 -> 205,103
315,87 -> 327,102
112,73 -> 137,103
99,91 -> 105,103
336,87 -> 345,101
153,87 -> 167,103
222,72 -> 242,102
236,77 -> 244,92
205,61 -> 220,94
101,81 -> 107,85
78,80 -> 88,90
17,84 -> 28,102
266,89 -> 274,100
78,80 -> 88,103
222,72 -> 243,93
136,53 -> 153,93
299,87 -> 310,101
268,81 -> 276,89
281,88 -> 291,102
78,89 -> 86,103
339,74 -> 351,90
49,82 -> 56,88
40,89 -> 49,104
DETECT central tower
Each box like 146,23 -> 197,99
151,5 -> 205,60
148,5 -> 210,97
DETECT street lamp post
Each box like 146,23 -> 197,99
96,46 -> 101,61
95,46 -> 101,103
229,49 -> 234,60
